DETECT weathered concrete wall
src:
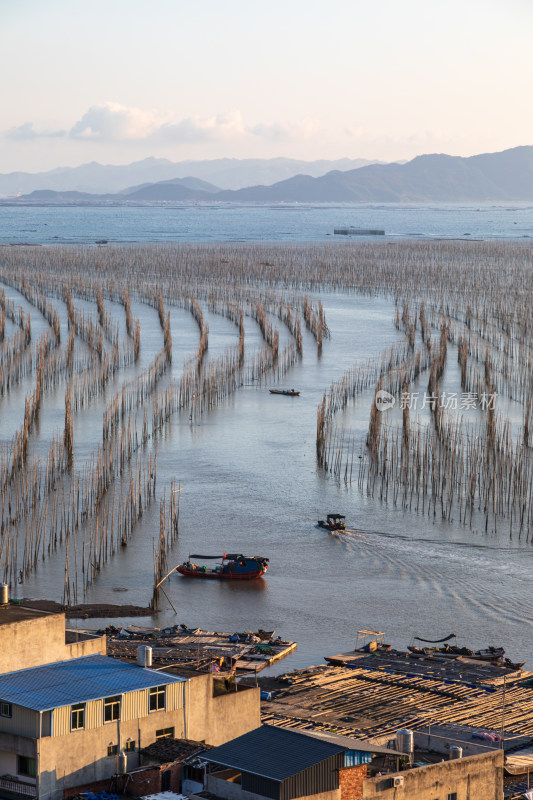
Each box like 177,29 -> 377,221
339,764 -> 367,800
362,750 -> 504,800
0,611 -> 105,674
0,749 -> 21,777
187,675 -> 260,746
38,707 -> 188,800
0,732 -> 36,757
0,613 -> 66,673
65,631 -> 106,660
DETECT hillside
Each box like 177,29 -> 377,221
5,147 -> 533,204
0,156 -> 378,196
216,147 -> 533,202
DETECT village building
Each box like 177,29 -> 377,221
200,724 -> 504,800
0,605 -> 260,800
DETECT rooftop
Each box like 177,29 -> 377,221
298,728 -> 405,756
0,604 -> 61,627
204,724 -> 346,781
262,655 -> 533,744
0,654 -> 186,712
140,737 -> 212,764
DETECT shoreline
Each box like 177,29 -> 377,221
19,599 -> 154,619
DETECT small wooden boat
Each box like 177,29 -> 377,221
269,388 -> 300,396
472,646 -> 505,661
318,513 -> 346,531
176,553 -> 269,581
355,630 -> 391,653
256,629 -> 276,640
504,658 -> 525,670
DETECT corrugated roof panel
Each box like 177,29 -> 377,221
0,655 -> 185,712
204,725 -> 345,781
298,729 -> 407,756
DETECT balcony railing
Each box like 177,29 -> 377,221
0,775 -> 37,797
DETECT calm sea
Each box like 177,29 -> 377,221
0,201 -> 532,244
1,203 -> 533,673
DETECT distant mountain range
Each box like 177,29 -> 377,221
2,147 -> 533,204
0,156 -> 378,197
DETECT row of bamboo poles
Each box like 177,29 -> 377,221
0,253 -> 319,601
3,239 -> 532,591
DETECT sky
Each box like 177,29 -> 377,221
1,0 -> 532,173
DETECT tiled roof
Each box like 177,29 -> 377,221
0,654 -> 185,712
140,737 -> 212,763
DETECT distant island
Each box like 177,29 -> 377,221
2,146 -> 533,204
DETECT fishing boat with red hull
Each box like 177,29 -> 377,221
176,553 -> 269,581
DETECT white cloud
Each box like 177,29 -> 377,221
5,122 -> 65,141
70,102 -> 168,141
68,103 -> 320,147
6,102 -> 325,152
157,110 -> 247,143
250,118 -> 322,143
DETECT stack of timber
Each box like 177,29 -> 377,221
261,653 -> 533,747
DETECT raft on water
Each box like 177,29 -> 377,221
105,624 -> 296,675
334,228 -> 385,236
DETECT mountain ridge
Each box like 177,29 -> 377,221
0,156 -> 379,196
3,147 -> 533,204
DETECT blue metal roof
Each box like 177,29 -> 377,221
0,654 -> 185,712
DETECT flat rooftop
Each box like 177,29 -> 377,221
0,604 -> 62,626
0,653 -> 186,712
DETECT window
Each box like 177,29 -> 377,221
0,701 -> 12,717
447,794 -> 458,800
71,703 -> 85,730
155,727 -> 174,740
104,695 -> 121,722
184,764 -> 205,784
17,755 -> 36,778
125,740 -> 135,752
149,685 -> 166,711
107,744 -> 118,757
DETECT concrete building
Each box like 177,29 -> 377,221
0,605 -> 260,800
202,726 -> 504,800
0,605 -> 106,673
203,725 -> 395,800
362,750 -> 504,800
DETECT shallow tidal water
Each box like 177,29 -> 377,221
1,203 -> 533,673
